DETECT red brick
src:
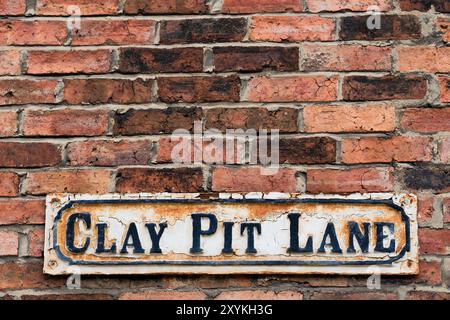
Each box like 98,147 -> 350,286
160,18 -> 247,44
158,76 -> 241,103
36,0 -> 119,15
25,170 -> 111,195
27,50 -> 111,75
417,196 -> 435,225
63,78 -> 153,104
0,231 -> 18,256
250,16 -> 335,42
0,142 -> 61,168
343,75 -> 428,101
213,47 -> 299,72
304,104 -> 395,133
119,48 -> 203,73
116,168 -> 203,193
311,291 -> 397,300
0,262 -> 65,290
280,137 -> 337,164
67,140 -> 152,166
438,18 -> 450,42
399,0 -> 449,12
0,80 -> 57,105
246,76 -> 337,102
342,136 -> 433,164
212,167 -> 298,193
0,200 -> 45,225
406,291 -> 450,300
27,229 -> 44,258
302,45 -> 391,71
416,260 -> 442,285
23,109 -> 108,137
205,107 -> 298,133
21,294 -> 114,300
307,168 -> 394,194
0,173 -> 19,197
215,290 -> 303,300
438,137 -> 450,164
119,291 -> 207,300
222,0 -> 302,13
401,108 -> 450,133
443,198 -> 450,223
307,0 -> 392,12
419,229 -> 450,255
0,0 -> 26,15
0,20 -> 67,45
124,0 -> 207,14
397,47 -> 450,72
113,108 -> 202,136
340,15 -> 421,40
439,76 -> 450,103
0,112 -> 17,137
0,50 -> 21,75
72,20 -> 155,45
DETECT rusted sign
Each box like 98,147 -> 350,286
44,193 -> 418,275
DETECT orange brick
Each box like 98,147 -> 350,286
401,108 -> 450,133
0,80 -> 58,105
250,16 -> 335,42
439,76 -> 450,103
397,46 -> 450,72
438,137 -> 450,164
419,229 -> 450,255
306,0 -> 392,12
0,0 -> 26,15
215,290 -> 303,300
222,0 -> 302,13
417,196 -> 435,225
437,18 -> 450,42
246,76 -> 337,102
304,104 -> 395,133
0,112 -> 17,137
0,200 -> 45,225
36,0 -> 119,15
0,20 -> 67,45
119,291 -> 207,300
0,173 -> 19,197
28,229 -> 44,258
0,231 -> 18,256
0,50 -> 21,75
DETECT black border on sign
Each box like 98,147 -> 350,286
52,198 -> 411,266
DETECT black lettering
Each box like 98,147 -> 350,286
96,223 -> 117,254
190,213 -> 218,254
318,223 -> 342,254
347,222 -> 370,253
66,213 -> 91,254
120,223 -> 144,254
222,222 -> 234,254
145,223 -> 167,254
287,213 -> 313,253
375,222 -> 396,253
241,223 -> 262,254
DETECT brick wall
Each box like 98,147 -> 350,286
0,0 -> 449,300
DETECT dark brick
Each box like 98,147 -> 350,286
118,48 -> 204,73
399,0 -> 450,12
343,75 -> 428,101
401,166 -> 450,192
124,0 -> 208,14
160,18 -> 247,44
279,137 -> 337,164
0,143 -> 61,168
340,15 -> 421,40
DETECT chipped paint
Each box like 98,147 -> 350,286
44,193 -> 418,275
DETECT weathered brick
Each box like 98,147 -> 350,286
417,195 -> 435,225
116,168 -> 203,193
307,0 -> 392,12
343,76 -> 428,101
247,76 -> 338,102
302,45 -> 391,71
119,291 -> 207,300
67,140 -> 152,166
160,18 -> 247,44
215,290 -> 303,300
36,0 -> 119,15
311,291 -> 397,300
27,50 -> 111,75
205,107 -> 298,133
119,48 -> 203,73
113,108 -> 202,136
0,200 -> 45,225
158,76 -> 241,103
340,15 -> 421,40
415,260 -> 442,285
443,198 -> 450,224
438,18 -> 450,42
304,104 -> 395,133
27,229 -> 44,257
399,0 -> 450,12
0,231 -> 18,256
25,170 -> 111,195
0,142 -> 61,167
401,108 -> 450,133
342,136 -> 433,164
0,111 -> 17,137
418,229 -> 450,254
0,173 -> 19,197
0,262 -> 65,290
250,16 -> 335,42
307,168 -> 394,194
439,76 -> 450,103
406,291 -> 450,300
397,46 -> 450,72
0,20 -> 67,45
438,137 -> 450,164
401,166 -> 450,192
279,137 -> 337,164
0,80 -> 57,105
0,50 -> 21,75
124,0 -> 207,14
21,294 -> 114,300
63,78 -> 153,104
213,47 -> 299,72
0,0 -> 26,15
23,109 -> 108,137
222,0 -> 302,13
212,167 -> 298,192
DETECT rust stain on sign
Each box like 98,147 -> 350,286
44,193 -> 418,275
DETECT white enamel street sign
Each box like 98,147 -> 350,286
44,193 -> 419,275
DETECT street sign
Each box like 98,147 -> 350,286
44,193 -> 418,275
